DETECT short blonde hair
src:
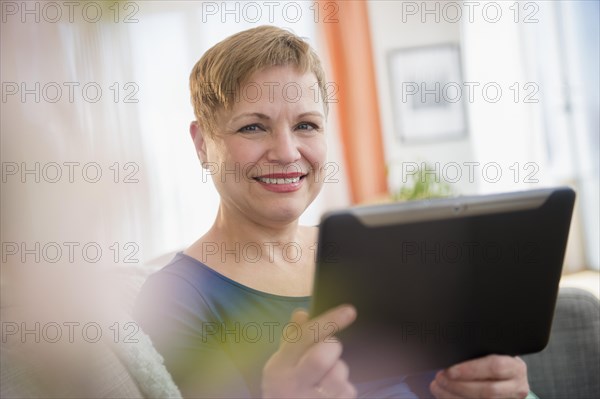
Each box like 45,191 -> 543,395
189,25 -> 328,135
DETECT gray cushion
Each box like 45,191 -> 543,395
523,287 -> 600,399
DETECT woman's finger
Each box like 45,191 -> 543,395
433,376 -> 529,399
443,355 -> 525,381
278,304 -> 356,365
433,363 -> 530,399
313,360 -> 356,398
430,379 -> 460,399
295,340 -> 343,385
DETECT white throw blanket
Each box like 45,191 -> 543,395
111,329 -> 182,399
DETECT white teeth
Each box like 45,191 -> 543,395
256,177 -> 301,184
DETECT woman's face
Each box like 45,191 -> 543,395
192,65 -> 327,226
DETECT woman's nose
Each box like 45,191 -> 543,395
266,129 -> 301,164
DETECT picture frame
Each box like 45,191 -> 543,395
388,44 -> 468,143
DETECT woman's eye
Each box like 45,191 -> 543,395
296,122 -> 318,131
238,124 -> 263,133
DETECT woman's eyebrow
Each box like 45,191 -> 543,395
297,111 -> 324,119
230,111 -> 324,123
231,112 -> 270,123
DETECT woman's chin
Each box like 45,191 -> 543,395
266,209 -> 304,224
256,201 -> 307,224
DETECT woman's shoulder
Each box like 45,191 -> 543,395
132,253 -> 219,334
155,251 -> 208,279
142,251 -> 237,303
136,252 -> 211,305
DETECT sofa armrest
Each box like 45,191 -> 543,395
522,287 -> 600,399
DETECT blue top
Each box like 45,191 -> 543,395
134,252 -> 433,398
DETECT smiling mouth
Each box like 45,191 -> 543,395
253,173 -> 307,185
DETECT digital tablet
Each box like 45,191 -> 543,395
310,187 -> 575,381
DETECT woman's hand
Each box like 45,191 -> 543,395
430,354 -> 530,399
262,305 -> 358,398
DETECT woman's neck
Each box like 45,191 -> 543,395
185,202 -> 317,296
209,202 -> 305,247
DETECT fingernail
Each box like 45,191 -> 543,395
448,366 -> 460,379
430,380 -> 439,394
438,375 -> 447,387
342,305 -> 356,321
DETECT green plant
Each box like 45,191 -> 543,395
391,163 -> 454,201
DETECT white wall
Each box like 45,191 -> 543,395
367,0 -> 476,196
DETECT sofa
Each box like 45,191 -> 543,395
0,263 -> 182,399
1,263 -> 598,399
522,287 -> 600,398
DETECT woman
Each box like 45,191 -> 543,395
134,26 -> 531,399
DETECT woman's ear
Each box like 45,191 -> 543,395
189,121 -> 208,165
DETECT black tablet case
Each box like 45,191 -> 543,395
311,187 -> 575,381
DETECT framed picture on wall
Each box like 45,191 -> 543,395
388,44 -> 468,143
